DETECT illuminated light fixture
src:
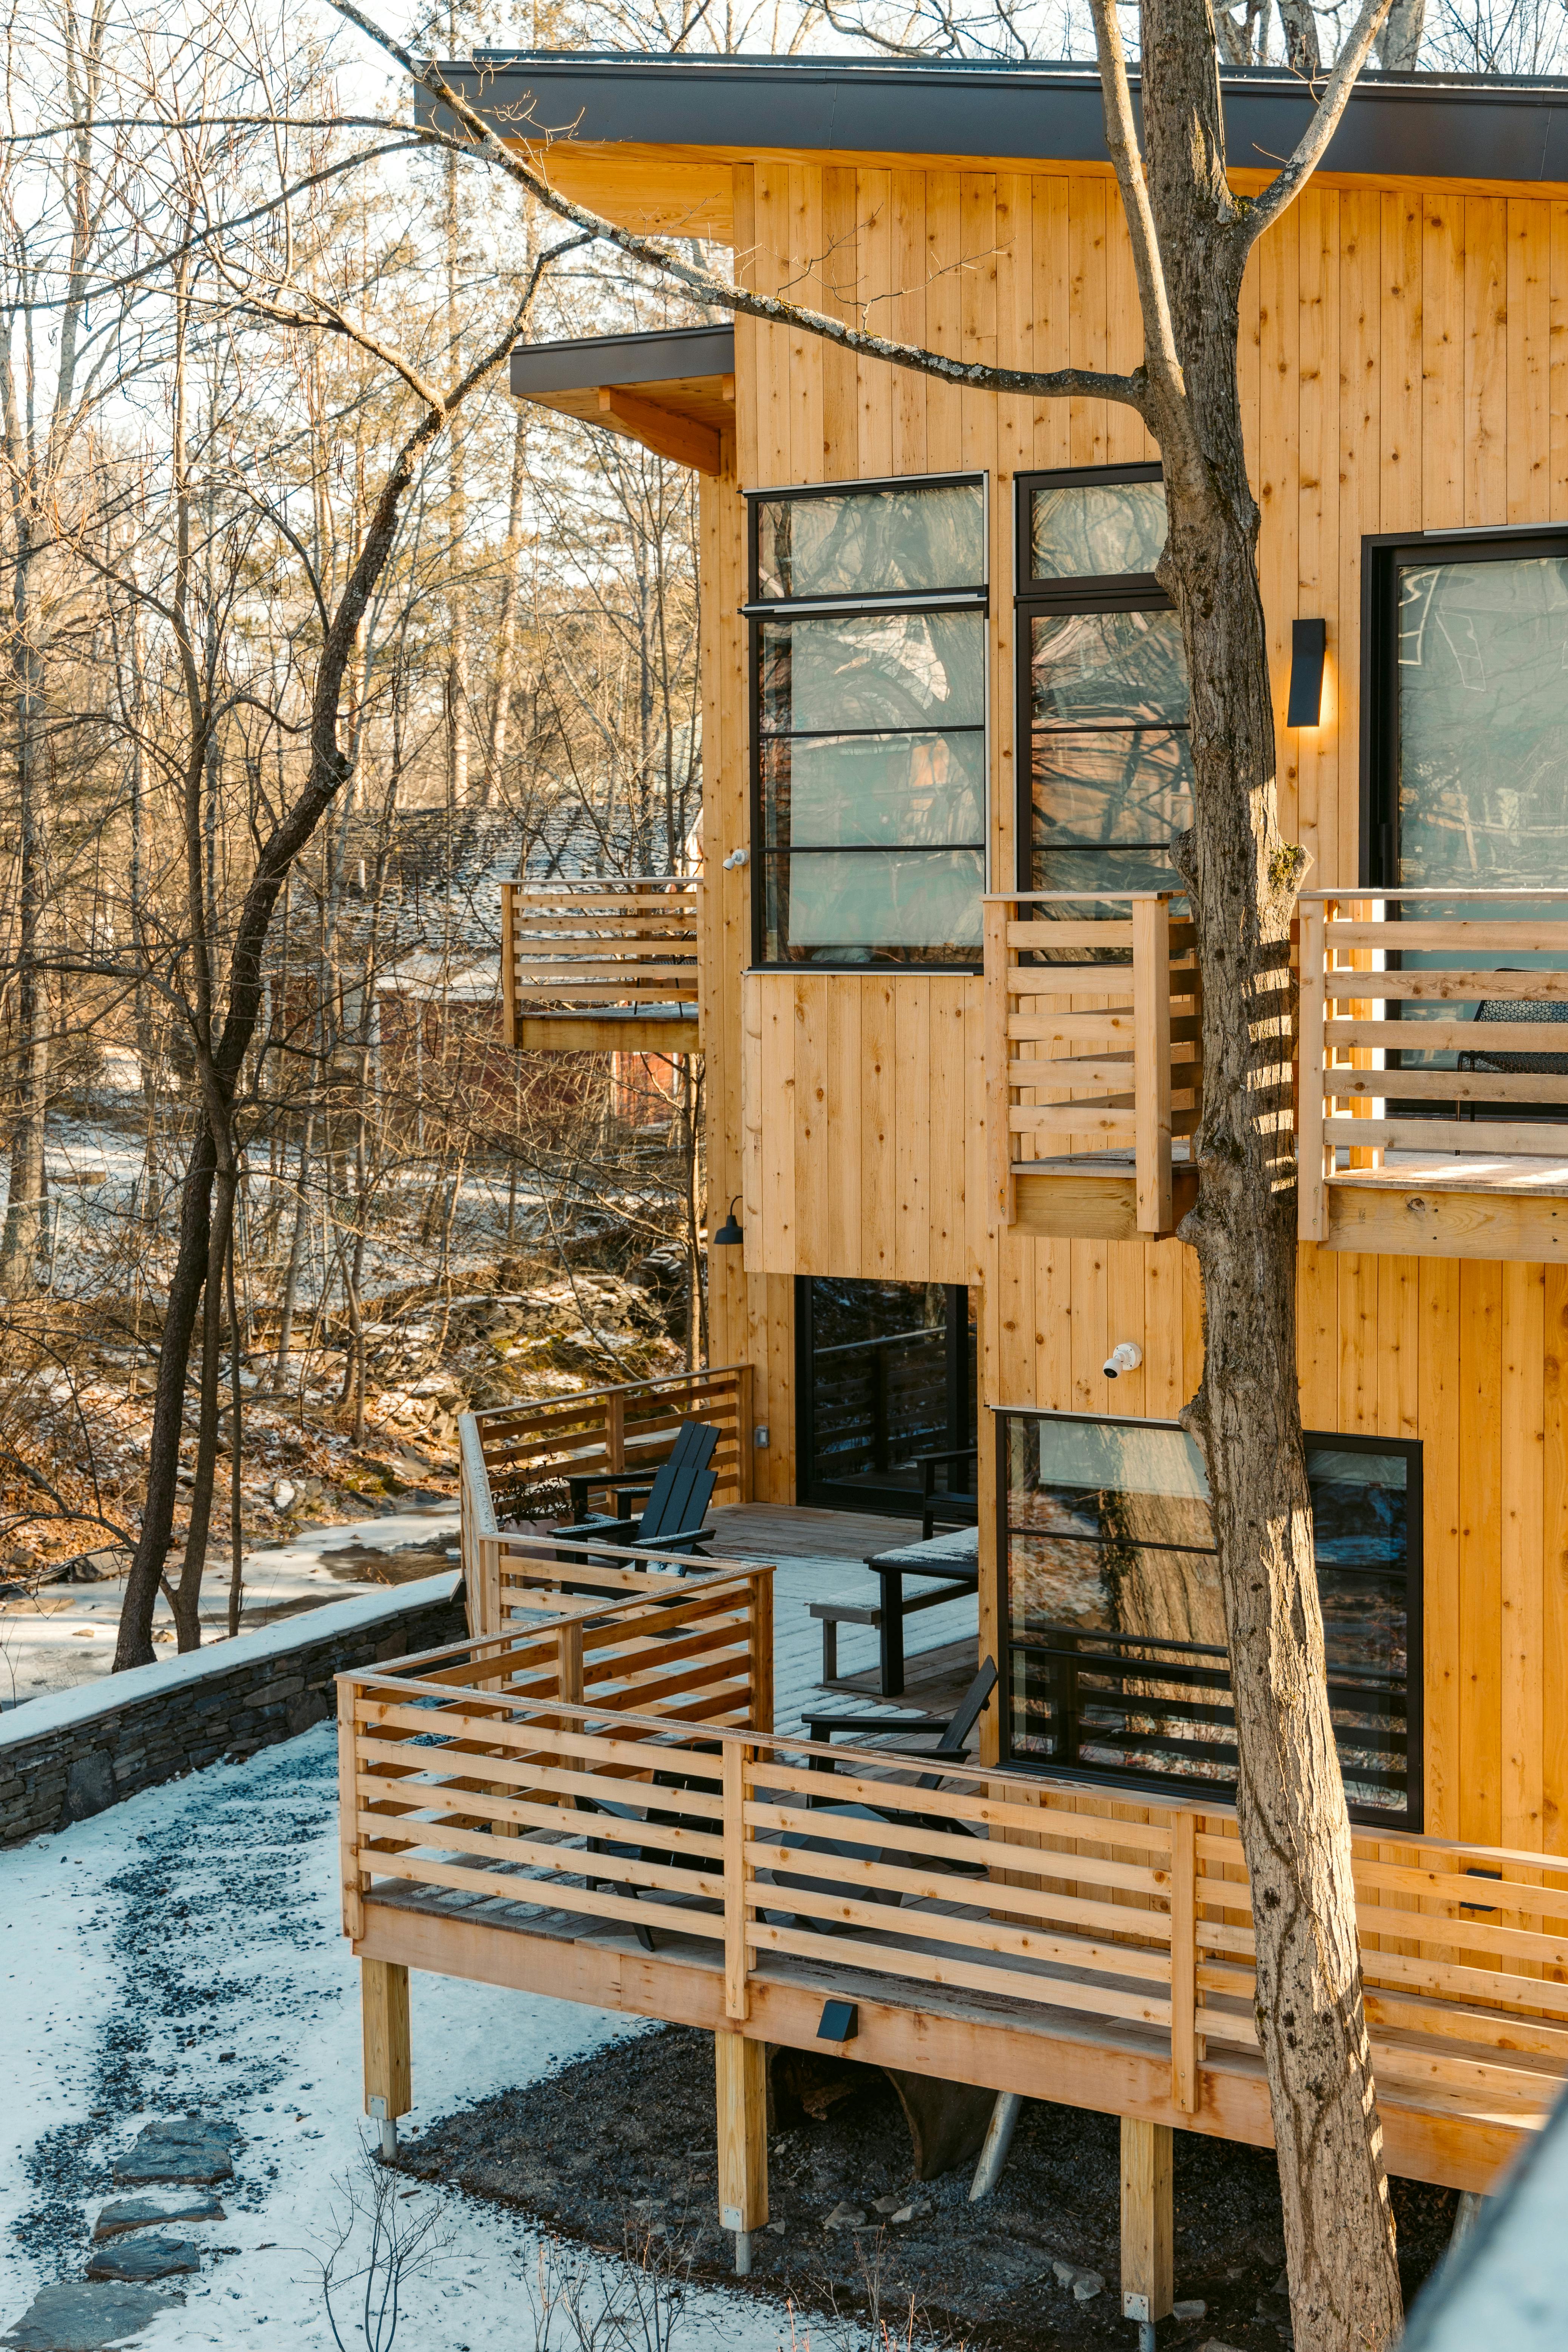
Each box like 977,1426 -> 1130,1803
712,1195 -> 744,1246
1287,618 -> 1327,728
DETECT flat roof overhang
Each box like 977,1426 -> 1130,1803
510,324 -> 735,472
417,57 -> 1568,240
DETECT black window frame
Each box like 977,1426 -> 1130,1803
1014,461 -> 1190,895
1361,522 -> 1568,888
745,470 -> 990,972
995,1408 -> 1424,1831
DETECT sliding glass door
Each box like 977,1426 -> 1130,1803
796,1277 -> 976,1517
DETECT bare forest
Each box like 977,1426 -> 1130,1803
0,0 -> 725,1667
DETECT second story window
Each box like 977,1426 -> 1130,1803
1016,464 -> 1192,898
747,475 -> 988,966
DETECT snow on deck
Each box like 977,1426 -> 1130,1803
0,1543 -> 974,2347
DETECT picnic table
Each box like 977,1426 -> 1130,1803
807,1525 -> 979,1698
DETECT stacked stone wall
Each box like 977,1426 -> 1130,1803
0,1576 -> 465,1845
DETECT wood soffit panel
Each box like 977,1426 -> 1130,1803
523,141 -> 1568,248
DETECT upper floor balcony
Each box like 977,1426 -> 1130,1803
1298,889 -> 1568,1262
501,876 -> 702,1056
984,891 -> 1203,1244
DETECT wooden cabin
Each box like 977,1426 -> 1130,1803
339,59 -> 1568,2327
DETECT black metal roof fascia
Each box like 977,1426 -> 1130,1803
415,56 -> 1568,186
510,324 -> 735,398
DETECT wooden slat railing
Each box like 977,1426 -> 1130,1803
460,1367 -> 754,1632
467,1531 -> 773,1727
338,1674 -> 1568,2130
501,877 -> 701,1041
984,891 -> 1201,1234
1299,888 -> 1568,1239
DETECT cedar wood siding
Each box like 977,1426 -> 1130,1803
699,161 -> 1568,1848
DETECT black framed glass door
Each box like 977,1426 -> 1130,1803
796,1277 -> 976,1517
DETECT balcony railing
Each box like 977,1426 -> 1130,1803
984,892 -> 1202,1239
501,876 -> 701,1053
340,1630 -> 1568,2142
459,1367 -> 754,1628
1299,889 -> 1568,1256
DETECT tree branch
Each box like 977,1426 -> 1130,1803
1086,0 -> 1187,415
328,0 -> 1151,419
1240,0 -> 1398,250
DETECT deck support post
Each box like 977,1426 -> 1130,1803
714,2029 -> 767,2275
1120,2116 -> 1173,2332
363,1958 -> 411,2159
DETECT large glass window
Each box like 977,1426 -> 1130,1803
1363,532 -> 1568,1093
1371,539 -> 1568,890
1000,1412 -> 1421,1828
748,476 -> 987,965
1016,465 -> 1193,898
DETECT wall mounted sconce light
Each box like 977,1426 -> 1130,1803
1287,619 -> 1327,728
712,1195 -> 744,1246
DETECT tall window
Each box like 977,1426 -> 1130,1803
747,475 -> 988,965
1016,464 -> 1192,897
1365,530 -> 1568,889
1000,1412 -> 1421,1828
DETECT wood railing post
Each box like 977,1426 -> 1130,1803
715,2024 -> 768,2271
1297,897 -> 1328,1242
983,896 -> 1014,1229
363,1956 -> 411,2148
1120,2117 -> 1174,2327
723,1737 -> 751,2020
556,1618 -> 585,1714
736,1364 -> 755,1503
1132,894 -> 1173,1235
605,1390 -> 626,1481
747,1569 -> 774,1733
337,1677 -> 365,1942
1169,1808 -> 1198,2114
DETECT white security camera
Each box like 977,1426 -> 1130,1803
1103,1341 -> 1143,1381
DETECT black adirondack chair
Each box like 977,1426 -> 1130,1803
576,1749 -> 723,1953
566,1418 -> 719,1559
914,1445 -> 980,1540
802,1656 -> 1000,1782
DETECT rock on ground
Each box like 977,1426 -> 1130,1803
110,2120 -> 235,2187
84,2238 -> 199,2284
90,2194 -> 222,2243
0,2281 -> 180,2350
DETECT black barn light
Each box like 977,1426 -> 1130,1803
712,1195 -> 744,1246
1287,618 -> 1327,728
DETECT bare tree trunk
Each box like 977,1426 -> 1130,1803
1376,0 -> 1425,68
0,527 -> 51,1297
274,1112 -> 314,1392
226,1223 -> 244,1638
483,402 -> 529,804
1118,6 -> 1404,2341
443,129 -> 469,809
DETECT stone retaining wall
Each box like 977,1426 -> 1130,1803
0,1573 -> 465,1846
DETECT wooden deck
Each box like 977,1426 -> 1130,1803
339,1554 -> 1568,2207
704,1499 -> 915,1565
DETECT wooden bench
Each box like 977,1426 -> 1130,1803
809,1578 -> 966,1684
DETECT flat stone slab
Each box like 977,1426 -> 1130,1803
84,2240 -> 199,2284
91,2194 -> 222,2242
1,2282 -> 181,2350
111,2120 -> 235,2187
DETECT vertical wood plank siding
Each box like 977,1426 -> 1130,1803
701,162 -> 1568,1841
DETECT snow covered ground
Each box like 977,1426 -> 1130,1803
0,1555 -> 977,2351
0,1509 -> 459,1708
